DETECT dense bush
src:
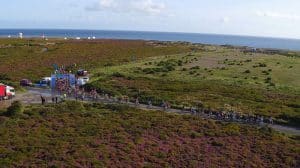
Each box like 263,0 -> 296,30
259,63 -> 267,67
190,66 -> 200,70
0,74 -> 10,81
112,72 -> 125,78
244,70 -> 251,73
5,101 -> 24,117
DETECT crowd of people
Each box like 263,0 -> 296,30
40,88 -> 274,126
192,108 -> 273,125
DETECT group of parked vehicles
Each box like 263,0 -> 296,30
1,69 -> 89,101
20,69 -> 90,87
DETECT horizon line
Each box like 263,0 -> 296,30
1,28 -> 300,41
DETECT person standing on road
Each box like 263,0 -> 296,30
55,97 -> 58,104
269,117 -> 274,124
81,93 -> 85,101
135,97 -> 140,106
260,116 -> 264,125
40,95 -> 45,105
63,93 -> 67,100
148,100 -> 152,108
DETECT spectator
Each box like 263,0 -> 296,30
40,95 -> 45,105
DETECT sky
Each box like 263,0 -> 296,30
0,0 -> 300,39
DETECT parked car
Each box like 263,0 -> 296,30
20,79 -> 33,86
77,77 -> 89,86
77,69 -> 88,76
42,77 -> 51,82
40,77 -> 51,86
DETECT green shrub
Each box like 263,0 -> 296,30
244,70 -> 251,73
211,141 -> 224,147
258,63 -> 267,67
142,68 -> 156,74
265,77 -> 272,83
5,101 -> 24,117
104,63 -> 114,67
190,66 -> 200,70
105,104 -> 130,112
189,71 -> 196,75
112,72 -> 125,78
190,131 -> 202,139
262,70 -> 269,75
0,74 -> 10,81
69,100 -> 85,109
269,82 -> 275,87
177,60 -> 183,66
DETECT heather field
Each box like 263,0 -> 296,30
0,38 -> 299,167
0,38 -> 190,82
0,101 -> 299,167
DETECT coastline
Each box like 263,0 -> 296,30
1,29 -> 300,51
1,37 -> 300,54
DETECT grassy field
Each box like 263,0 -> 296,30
0,101 -> 299,167
87,45 -> 300,126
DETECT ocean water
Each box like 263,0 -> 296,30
1,29 -> 300,51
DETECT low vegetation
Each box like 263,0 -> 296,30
0,38 -> 191,84
0,102 -> 299,167
88,45 -> 300,126
0,38 -> 299,166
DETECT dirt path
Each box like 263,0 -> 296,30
12,87 -> 300,136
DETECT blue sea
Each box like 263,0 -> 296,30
1,29 -> 300,51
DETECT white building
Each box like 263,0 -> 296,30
19,32 -> 23,39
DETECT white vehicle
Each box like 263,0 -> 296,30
77,77 -> 89,86
6,86 -> 16,98
42,77 -> 51,82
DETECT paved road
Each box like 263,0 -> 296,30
13,87 -> 300,136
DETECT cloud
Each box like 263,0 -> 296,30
99,0 -> 116,8
85,0 -> 166,15
131,0 -> 165,14
221,17 -> 230,23
256,11 -> 300,20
